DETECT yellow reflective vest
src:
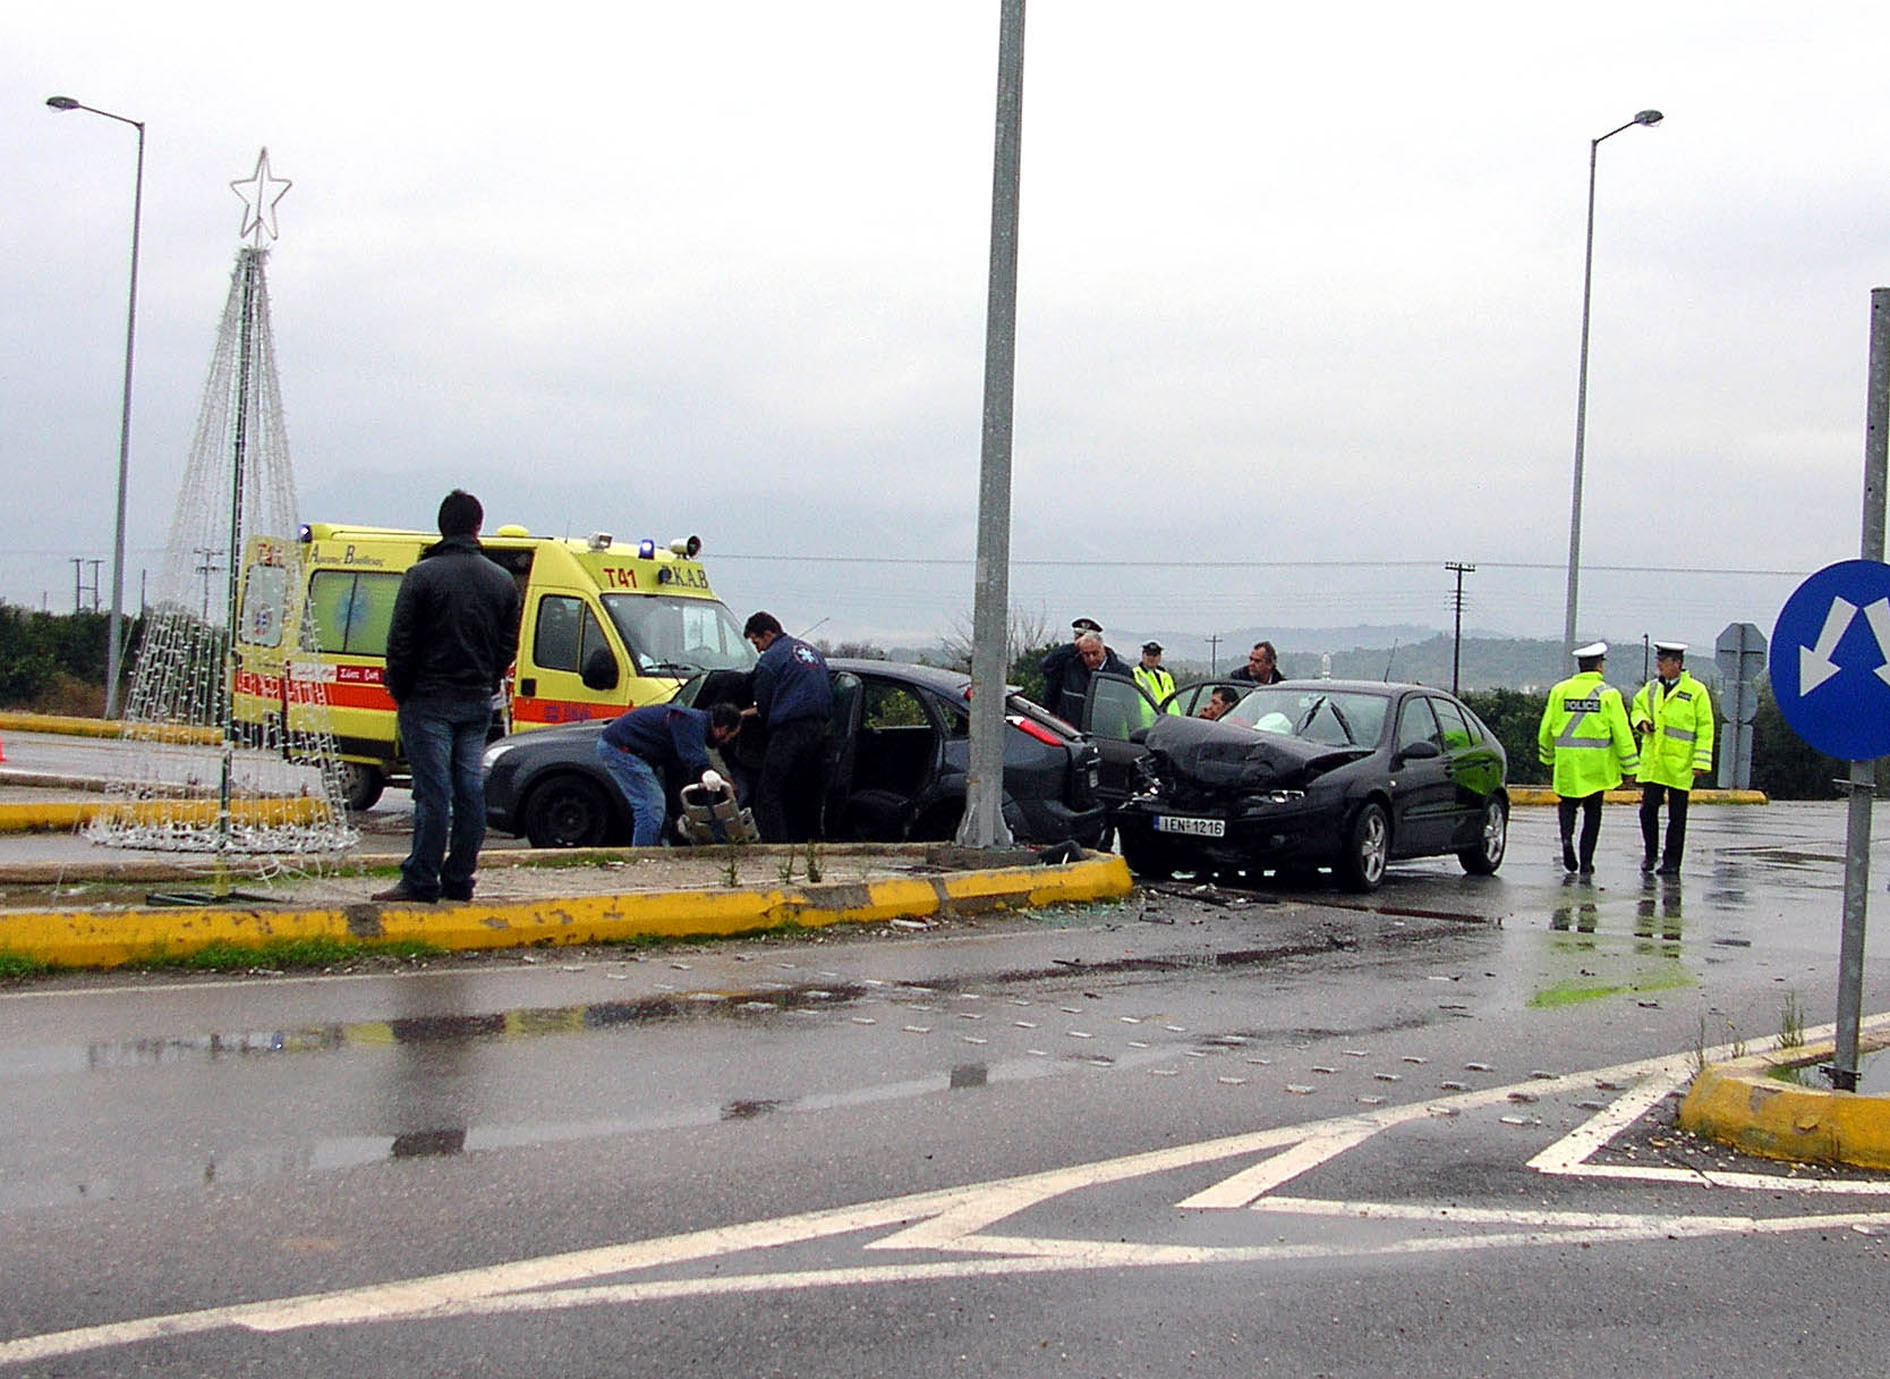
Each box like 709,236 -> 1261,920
1536,670 -> 1639,798
1630,671 -> 1714,790
1132,663 -> 1178,714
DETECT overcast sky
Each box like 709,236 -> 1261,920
6,2 -> 1889,660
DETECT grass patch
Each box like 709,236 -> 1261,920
0,949 -> 56,979
161,936 -> 445,972
1528,967 -> 1693,1010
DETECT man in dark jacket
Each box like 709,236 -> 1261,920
596,702 -> 742,845
742,610 -> 834,842
1043,631 -> 1128,725
375,490 -> 521,903
1228,640 -> 1285,684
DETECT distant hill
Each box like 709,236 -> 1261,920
866,628 -> 1717,694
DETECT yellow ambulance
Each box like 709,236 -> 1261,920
232,523 -> 754,809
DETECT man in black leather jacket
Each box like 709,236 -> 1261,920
376,490 -> 520,903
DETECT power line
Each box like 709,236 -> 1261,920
712,552 -> 1810,578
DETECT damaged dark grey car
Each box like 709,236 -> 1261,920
1107,680 -> 1509,891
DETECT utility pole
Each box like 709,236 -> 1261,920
193,546 -> 224,624
957,0 -> 1027,849
1206,633 -> 1221,676
1445,562 -> 1475,695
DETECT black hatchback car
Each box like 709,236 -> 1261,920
1108,680 -> 1509,891
483,659 -> 1105,849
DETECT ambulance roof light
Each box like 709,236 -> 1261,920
587,532 -> 612,552
670,535 -> 701,558
298,524 -> 312,543
637,538 -> 657,559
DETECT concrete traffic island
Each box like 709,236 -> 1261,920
0,843 -> 1134,970
1679,1032 -> 1890,1171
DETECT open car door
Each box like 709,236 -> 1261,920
817,671 -> 864,839
1079,672 -> 1162,812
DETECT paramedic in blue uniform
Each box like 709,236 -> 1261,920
742,611 -> 834,842
596,701 -> 743,846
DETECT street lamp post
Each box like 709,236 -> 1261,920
1563,108 -> 1662,657
46,95 -> 145,721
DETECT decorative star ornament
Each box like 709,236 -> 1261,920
230,148 -> 292,243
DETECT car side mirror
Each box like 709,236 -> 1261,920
1398,740 -> 1442,761
581,647 -> 621,691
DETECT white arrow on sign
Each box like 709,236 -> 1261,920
1801,596 -> 1856,693
1863,599 -> 1890,688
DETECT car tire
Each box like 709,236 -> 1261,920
338,762 -> 384,813
1337,801 -> 1389,892
1458,797 -> 1508,875
523,774 -> 614,849
1117,825 -> 1181,880
909,802 -> 964,843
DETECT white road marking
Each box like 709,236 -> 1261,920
5,1020 -> 1889,1365
1174,1124 -> 1384,1209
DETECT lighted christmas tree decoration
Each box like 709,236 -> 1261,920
90,149 -> 358,867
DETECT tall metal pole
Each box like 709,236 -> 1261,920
1832,287 -> 1890,1090
958,0 -> 1026,849
45,98 -> 144,721
1563,111 -> 1662,656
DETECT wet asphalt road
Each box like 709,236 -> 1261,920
2,800 -> 1888,1375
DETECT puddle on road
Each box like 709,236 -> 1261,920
1769,1047 -> 1890,1096
7,929 -> 1456,1215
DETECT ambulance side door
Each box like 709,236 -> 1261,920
516,592 -> 624,728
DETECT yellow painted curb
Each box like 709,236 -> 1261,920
0,797 -> 332,834
0,711 -> 217,744
0,853 -> 1134,969
1678,1035 -> 1890,1170
1507,787 -> 1768,807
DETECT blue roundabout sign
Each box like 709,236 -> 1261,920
1771,558 -> 1890,761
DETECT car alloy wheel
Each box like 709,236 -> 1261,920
1459,798 -> 1507,875
524,775 -> 613,849
1340,801 -> 1389,892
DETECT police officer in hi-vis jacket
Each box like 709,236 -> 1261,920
1630,640 -> 1714,876
1537,641 -> 1639,877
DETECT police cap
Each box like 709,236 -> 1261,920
1654,641 -> 1687,658
1142,641 -> 1163,654
1072,617 -> 1102,634
1573,641 -> 1608,659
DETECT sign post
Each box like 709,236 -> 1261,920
1771,289 -> 1889,1089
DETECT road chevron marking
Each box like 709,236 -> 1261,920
5,1020 -> 1889,1366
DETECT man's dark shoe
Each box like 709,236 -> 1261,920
371,883 -> 436,904
1640,855 -> 1657,873
1562,844 -> 1578,873
440,883 -> 474,902
1655,861 -> 1681,877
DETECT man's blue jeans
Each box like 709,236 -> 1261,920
399,698 -> 493,899
596,738 -> 666,846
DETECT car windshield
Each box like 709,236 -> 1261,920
1222,687 -> 1390,748
600,595 -> 755,676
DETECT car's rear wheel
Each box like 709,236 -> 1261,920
338,762 -> 384,813
1337,801 -> 1389,892
1458,797 -> 1508,875
523,774 -> 614,849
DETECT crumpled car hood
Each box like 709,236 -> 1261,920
1143,715 -> 1367,794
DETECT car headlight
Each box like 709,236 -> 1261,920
482,740 -> 517,770
1247,789 -> 1306,806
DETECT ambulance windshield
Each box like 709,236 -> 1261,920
601,594 -> 755,676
